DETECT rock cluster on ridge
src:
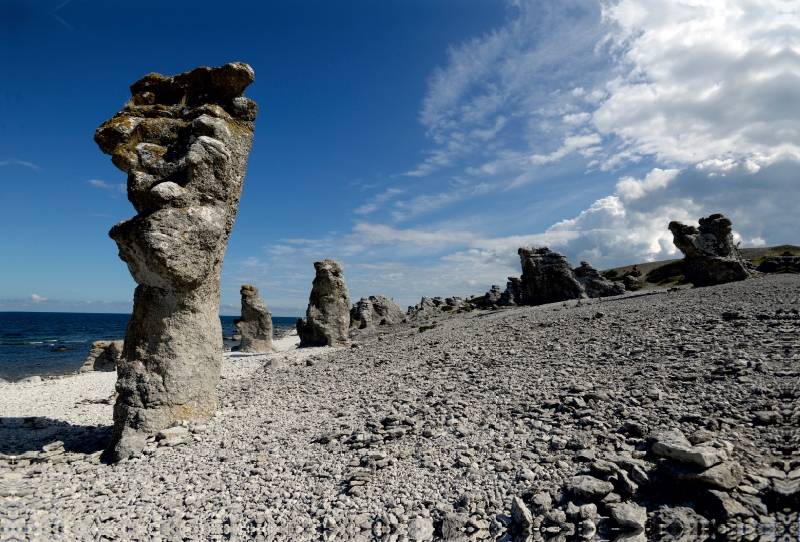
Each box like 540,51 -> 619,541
94,62 -> 257,461
350,295 -> 406,329
297,260 -> 351,347
79,340 -> 124,373
407,296 -> 466,318
757,255 -> 800,274
518,247 -> 623,305
233,285 -> 276,353
669,213 -> 751,286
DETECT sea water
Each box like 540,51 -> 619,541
0,312 -> 297,382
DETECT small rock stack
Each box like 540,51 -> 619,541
233,285 -> 276,353
297,260 -> 351,347
79,340 -> 124,373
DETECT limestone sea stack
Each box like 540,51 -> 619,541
297,260 -> 350,347
95,62 -> 258,461
668,213 -> 751,286
234,285 -> 276,353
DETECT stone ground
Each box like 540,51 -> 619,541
0,274 -> 798,541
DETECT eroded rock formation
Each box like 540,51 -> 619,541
234,285 -> 276,353
574,262 -> 626,298
79,340 -> 124,373
518,247 -> 586,305
499,277 -> 522,306
297,260 -> 350,346
95,62 -> 257,461
350,295 -> 406,329
517,248 -> 624,305
668,214 -> 751,286
407,296 -> 465,317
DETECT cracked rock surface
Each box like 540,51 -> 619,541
1,274 -> 797,540
94,62 -> 257,462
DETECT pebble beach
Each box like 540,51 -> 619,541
1,274 -> 798,541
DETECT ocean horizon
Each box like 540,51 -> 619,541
0,311 -> 298,383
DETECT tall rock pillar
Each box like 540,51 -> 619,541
95,63 -> 258,461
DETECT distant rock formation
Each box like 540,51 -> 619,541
484,285 -> 503,306
518,247 -> 587,305
518,247 -> 624,305
623,274 -> 646,291
668,214 -> 751,286
574,262 -> 626,298
95,62 -> 258,461
297,260 -> 351,346
407,296 -> 465,317
756,256 -> 800,274
499,277 -> 523,306
79,340 -> 124,373
350,295 -> 406,329
233,285 -> 276,353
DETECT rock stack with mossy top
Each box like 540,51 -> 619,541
234,285 -> 277,353
297,260 -> 350,347
95,62 -> 257,461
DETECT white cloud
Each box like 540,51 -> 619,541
529,133 -> 603,165
615,168 -> 679,200
0,158 -> 39,170
539,159 -> 800,268
391,183 -> 491,221
354,187 -> 405,215
31,294 -> 47,302
594,0 -> 800,167
88,179 -> 126,197
407,0 -> 612,179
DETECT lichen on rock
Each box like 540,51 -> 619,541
95,62 -> 257,461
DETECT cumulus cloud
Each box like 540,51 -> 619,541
31,294 -> 47,302
594,0 -> 800,167
542,159 -> 800,267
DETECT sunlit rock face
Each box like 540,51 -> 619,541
95,62 -> 257,461
668,214 -> 751,287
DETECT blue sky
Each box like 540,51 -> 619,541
1,0 -> 798,316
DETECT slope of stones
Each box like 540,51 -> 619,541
0,274 -> 797,541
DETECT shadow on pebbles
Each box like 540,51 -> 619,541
1,274 -> 798,541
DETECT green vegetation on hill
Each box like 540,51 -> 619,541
645,260 -> 686,285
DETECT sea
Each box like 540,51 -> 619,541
0,312 -> 298,383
